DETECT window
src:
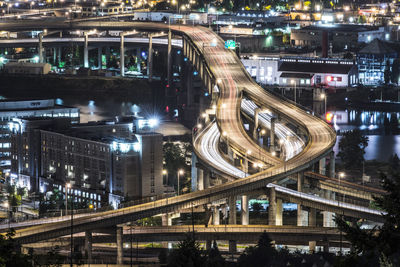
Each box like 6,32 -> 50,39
306,79 -> 310,85
300,79 -> 305,84
282,78 -> 287,84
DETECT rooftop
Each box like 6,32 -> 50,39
359,38 -> 397,55
279,61 -> 355,74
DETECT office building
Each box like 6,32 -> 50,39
0,99 -> 79,175
9,117 -> 163,208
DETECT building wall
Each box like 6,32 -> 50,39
242,58 -> 280,85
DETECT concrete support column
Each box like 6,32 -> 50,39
268,186 -> 276,226
204,170 -> 210,189
253,108 -> 260,140
309,241 -> 316,253
319,157 -> 326,176
297,172 -> 304,226
53,47 -> 57,64
329,151 -> 335,178
270,118 -> 275,152
116,227 -> 123,264
38,33 -> 44,63
120,34 -> 125,77
228,240 -> 237,253
167,30 -> 172,86
57,47 -> 61,63
228,196 -> 236,225
276,198 -> 283,226
147,35 -> 153,81
162,213 -> 172,226
84,33 -> 89,68
241,195 -> 249,225
213,206 -> 220,225
323,191 -> 335,227
97,47 -> 102,69
309,208 -> 316,227
85,230 -> 92,264
197,168 -> 204,191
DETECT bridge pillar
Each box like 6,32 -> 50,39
38,33 -> 44,63
228,196 -> 237,225
147,34 -> 153,82
204,170 -> 210,189
213,205 -> 220,225
53,47 -> 57,65
120,34 -> 125,77
276,198 -> 283,226
270,117 -> 276,152
116,227 -> 123,264
167,30 -> 172,86
97,47 -> 102,69
197,168 -> 204,191
268,186 -> 276,226
323,191 -> 335,227
229,240 -> 237,253
309,208 -> 316,227
241,195 -> 249,225
57,47 -> 61,64
162,213 -> 172,226
309,240 -> 316,253
319,157 -> 326,176
85,230 -> 92,264
329,151 -> 335,178
84,33 -> 89,68
297,173 -> 305,226
253,108 -> 260,140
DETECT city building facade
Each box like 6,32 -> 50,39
0,99 -> 79,175
9,117 -> 163,208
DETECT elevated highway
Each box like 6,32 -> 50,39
0,19 -> 383,246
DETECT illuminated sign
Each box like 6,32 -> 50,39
225,40 -> 236,50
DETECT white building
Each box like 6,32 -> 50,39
3,62 -> 51,75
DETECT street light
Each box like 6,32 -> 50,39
177,169 -> 184,195
290,80 -> 297,104
4,202 -> 9,230
338,172 -> 345,255
66,182 -> 73,267
162,170 -> 168,185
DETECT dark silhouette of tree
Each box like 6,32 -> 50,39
389,154 -> 400,172
335,173 -> 400,266
238,232 -> 275,267
251,202 -> 263,215
337,129 -> 368,169
391,59 -> 400,84
167,234 -> 204,267
205,241 -> 225,267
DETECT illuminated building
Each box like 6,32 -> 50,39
0,99 -> 79,175
9,117 -> 163,208
357,38 -> 397,85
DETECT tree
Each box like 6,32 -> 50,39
391,59 -> 400,84
205,241 -> 225,267
337,129 -> 369,169
384,60 -> 391,85
167,234 -> 204,267
335,173 -> 400,266
251,202 -> 263,215
238,232 -> 276,267
163,142 -> 187,186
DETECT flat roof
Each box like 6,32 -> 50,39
279,61 -> 355,74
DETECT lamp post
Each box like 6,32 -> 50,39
338,172 -> 345,255
177,169 -> 184,195
321,92 -> 327,115
162,169 -> 168,185
290,79 -> 297,104
66,182 -> 73,267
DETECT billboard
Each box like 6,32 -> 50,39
225,40 -> 236,50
